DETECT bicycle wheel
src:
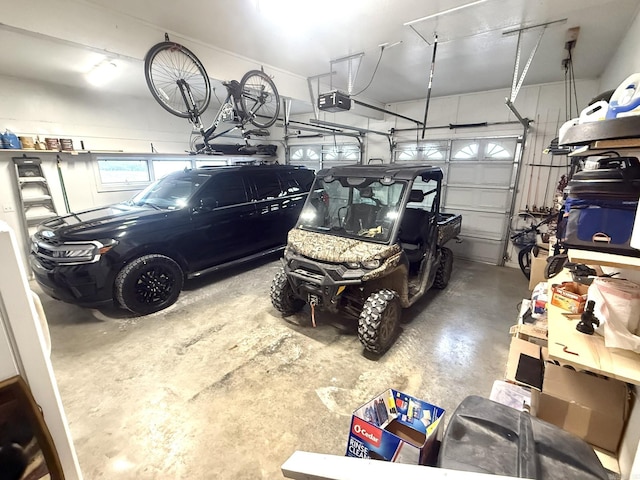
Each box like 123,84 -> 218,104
239,70 -> 280,128
144,41 -> 211,118
518,244 -> 533,280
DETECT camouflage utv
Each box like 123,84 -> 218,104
270,164 -> 462,354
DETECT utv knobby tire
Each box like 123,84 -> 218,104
270,267 -> 304,316
115,254 -> 184,315
433,247 -> 453,289
358,289 -> 400,354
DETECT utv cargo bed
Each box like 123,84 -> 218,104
438,213 -> 462,246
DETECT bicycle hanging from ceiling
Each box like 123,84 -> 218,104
144,34 -> 281,155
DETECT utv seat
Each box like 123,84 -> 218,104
344,203 -> 380,232
398,190 -> 433,264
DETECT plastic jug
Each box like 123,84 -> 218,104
606,73 -> 640,119
1,130 -> 21,149
579,100 -> 608,123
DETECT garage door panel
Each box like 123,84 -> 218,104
448,236 -> 503,264
394,136 -> 520,265
448,163 -> 512,187
444,208 -> 505,241
444,187 -> 510,212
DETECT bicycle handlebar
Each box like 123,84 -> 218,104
510,213 -> 557,240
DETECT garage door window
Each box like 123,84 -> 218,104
452,141 -> 480,160
396,142 -> 447,161
323,144 -> 359,161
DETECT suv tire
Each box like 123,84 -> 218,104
271,267 -> 305,315
433,247 -> 453,289
115,254 -> 184,315
358,289 -> 400,354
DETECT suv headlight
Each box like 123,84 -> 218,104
34,239 -> 118,265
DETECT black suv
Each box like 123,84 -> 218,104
30,165 -> 314,314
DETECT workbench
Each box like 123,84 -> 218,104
547,303 -> 640,385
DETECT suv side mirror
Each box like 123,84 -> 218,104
197,196 -> 217,212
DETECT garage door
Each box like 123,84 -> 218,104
394,137 -> 521,265
289,143 -> 361,172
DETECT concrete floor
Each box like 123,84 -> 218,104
33,256 -> 528,479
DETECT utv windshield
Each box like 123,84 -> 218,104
129,173 -> 207,210
297,176 -> 407,243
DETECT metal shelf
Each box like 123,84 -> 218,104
559,116 -> 640,146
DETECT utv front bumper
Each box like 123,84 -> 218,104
283,256 -> 363,310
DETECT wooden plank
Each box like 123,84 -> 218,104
568,250 -> 640,271
547,268 -> 640,385
592,138 -> 640,149
281,451 -> 520,480
547,303 -> 640,385
593,447 -> 620,474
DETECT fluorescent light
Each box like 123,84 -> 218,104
85,60 -> 118,87
404,0 -> 489,26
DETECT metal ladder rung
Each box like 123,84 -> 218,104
26,213 -> 58,223
18,176 -> 47,183
12,156 -> 61,259
23,195 -> 53,203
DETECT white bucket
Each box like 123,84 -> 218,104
558,118 -> 579,143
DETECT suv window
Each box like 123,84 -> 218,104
279,170 -> 314,194
252,172 -> 284,200
197,172 -> 248,208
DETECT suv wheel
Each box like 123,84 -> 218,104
270,267 -> 305,315
358,289 -> 400,354
115,254 -> 184,315
433,247 -> 453,289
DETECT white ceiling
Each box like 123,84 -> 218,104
1,0 -> 639,109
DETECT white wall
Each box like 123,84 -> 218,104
0,74 -> 288,155
599,3 -> 640,93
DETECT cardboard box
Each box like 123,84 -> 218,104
346,389 -> 444,466
533,363 -> 629,453
528,245 -> 549,290
489,380 -> 532,412
550,281 -> 589,313
505,336 -> 548,390
509,323 -> 548,347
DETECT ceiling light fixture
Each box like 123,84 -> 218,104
85,60 -> 118,87
404,0 -> 489,26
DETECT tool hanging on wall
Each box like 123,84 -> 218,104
56,155 -> 71,214
525,114 -> 541,211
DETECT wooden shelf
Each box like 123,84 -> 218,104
568,249 -> 640,270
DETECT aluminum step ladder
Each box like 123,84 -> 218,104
12,156 -> 61,251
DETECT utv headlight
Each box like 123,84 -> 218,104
361,259 -> 381,269
346,262 -> 360,269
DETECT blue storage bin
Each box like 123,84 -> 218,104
564,199 -> 639,256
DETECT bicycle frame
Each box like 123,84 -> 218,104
176,80 -> 252,154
